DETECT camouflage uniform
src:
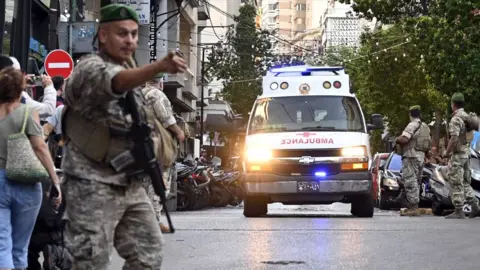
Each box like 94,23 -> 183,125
447,108 -> 479,208
401,118 -> 425,208
141,85 -> 176,220
61,53 -> 163,269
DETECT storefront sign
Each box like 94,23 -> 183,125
113,0 -> 150,25
29,37 -> 47,61
149,6 -> 156,63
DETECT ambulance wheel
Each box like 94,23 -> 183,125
351,193 -> 374,218
243,196 -> 268,217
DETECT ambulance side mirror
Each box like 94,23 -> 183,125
368,114 -> 384,131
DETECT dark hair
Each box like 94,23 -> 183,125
0,68 -> 25,104
52,76 -> 65,90
0,55 -> 14,70
453,101 -> 465,109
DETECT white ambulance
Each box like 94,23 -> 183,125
242,65 -> 384,217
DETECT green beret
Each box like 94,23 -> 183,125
100,4 -> 139,24
409,105 -> 421,111
451,92 -> 465,103
155,73 -> 164,79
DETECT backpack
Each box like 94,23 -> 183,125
414,122 -> 432,152
465,112 -> 479,132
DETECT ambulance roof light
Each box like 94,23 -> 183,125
268,66 -> 345,77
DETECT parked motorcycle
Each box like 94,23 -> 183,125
429,164 -> 479,216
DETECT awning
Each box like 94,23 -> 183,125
205,113 -> 233,132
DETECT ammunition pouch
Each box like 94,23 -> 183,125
62,107 -> 136,172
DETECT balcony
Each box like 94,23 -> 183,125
198,20 -> 207,31
164,73 -> 185,88
182,68 -> 198,101
293,10 -> 306,19
198,2 -> 210,21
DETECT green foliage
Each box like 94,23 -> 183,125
407,1 -> 480,113
323,26 -> 445,137
3,36 -> 10,55
337,0 -> 429,24
206,4 -> 275,117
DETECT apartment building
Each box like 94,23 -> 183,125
320,1 -> 376,53
260,0 -> 307,53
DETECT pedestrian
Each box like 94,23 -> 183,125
52,76 -> 65,107
60,3 -> 186,269
0,67 -> 61,270
142,73 -> 184,233
3,56 -> 57,120
394,105 -> 431,216
43,105 -> 65,168
443,92 -> 480,219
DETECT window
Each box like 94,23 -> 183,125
387,154 -> 402,172
269,3 -> 279,10
295,4 -> 306,11
248,96 -> 365,134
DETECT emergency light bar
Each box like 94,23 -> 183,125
268,66 -> 345,77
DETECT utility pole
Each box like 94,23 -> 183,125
200,46 -> 206,151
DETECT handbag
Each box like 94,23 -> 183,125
6,106 -> 49,184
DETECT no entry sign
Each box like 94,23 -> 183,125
44,49 -> 74,79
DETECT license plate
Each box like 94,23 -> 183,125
297,181 -> 321,192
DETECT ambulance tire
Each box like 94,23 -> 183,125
350,193 -> 374,218
243,196 -> 268,217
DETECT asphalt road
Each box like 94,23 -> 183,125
108,203 -> 479,270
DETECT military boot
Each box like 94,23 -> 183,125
469,203 -> 480,219
445,208 -> 466,219
400,206 -> 420,216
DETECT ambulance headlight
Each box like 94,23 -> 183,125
270,82 -> 278,90
246,148 -> 272,162
341,146 -> 367,157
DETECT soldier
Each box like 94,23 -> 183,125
444,93 -> 480,219
61,4 -> 186,269
142,73 -> 185,232
395,105 -> 431,216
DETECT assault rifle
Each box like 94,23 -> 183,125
124,57 -> 175,233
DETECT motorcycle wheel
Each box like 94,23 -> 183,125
432,201 -> 444,216
177,185 -> 197,211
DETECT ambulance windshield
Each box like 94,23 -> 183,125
248,96 -> 365,134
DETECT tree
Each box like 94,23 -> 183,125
408,0 -> 480,114
323,26 -> 445,140
206,4 -> 275,117
337,0 -> 429,24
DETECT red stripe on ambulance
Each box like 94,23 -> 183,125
281,138 -> 334,145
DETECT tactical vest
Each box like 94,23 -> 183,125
414,122 -> 432,152
61,55 -> 159,171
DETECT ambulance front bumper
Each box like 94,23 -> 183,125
243,171 -> 372,195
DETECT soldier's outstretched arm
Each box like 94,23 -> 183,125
112,51 -> 186,94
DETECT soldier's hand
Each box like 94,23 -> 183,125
159,51 -> 187,74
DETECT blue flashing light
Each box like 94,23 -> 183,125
315,171 -> 327,177
268,66 -> 345,77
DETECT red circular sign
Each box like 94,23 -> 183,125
44,49 -> 74,79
